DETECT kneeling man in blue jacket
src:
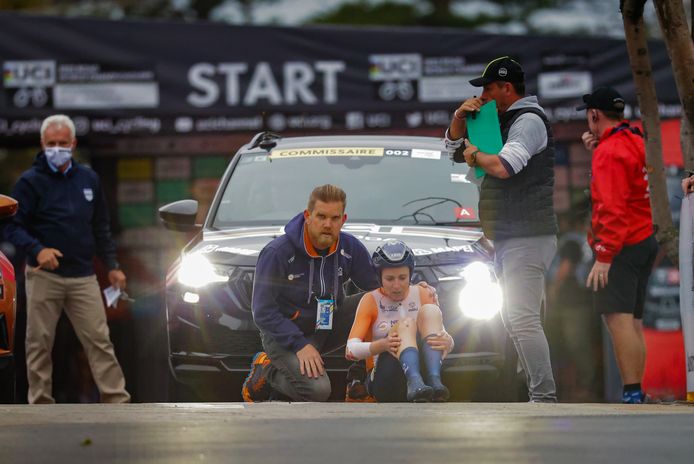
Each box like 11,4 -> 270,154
243,184 -> 381,402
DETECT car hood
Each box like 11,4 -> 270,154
189,223 -> 490,268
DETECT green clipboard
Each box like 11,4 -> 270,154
466,100 -> 503,178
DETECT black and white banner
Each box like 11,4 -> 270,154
0,14 -> 680,139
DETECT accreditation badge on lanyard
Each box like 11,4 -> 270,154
315,298 -> 335,330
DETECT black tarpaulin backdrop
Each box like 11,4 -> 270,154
0,13 -> 680,140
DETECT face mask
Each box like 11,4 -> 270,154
44,147 -> 73,168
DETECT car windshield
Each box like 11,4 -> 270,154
212,144 -> 480,228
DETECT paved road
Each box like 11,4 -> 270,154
2,402 -> 694,463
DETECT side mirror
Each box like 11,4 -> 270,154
0,195 -> 18,220
158,199 -> 201,232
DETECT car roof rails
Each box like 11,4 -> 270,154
248,131 -> 282,151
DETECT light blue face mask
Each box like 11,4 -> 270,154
44,147 -> 72,168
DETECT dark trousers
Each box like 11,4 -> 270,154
367,351 -> 408,402
260,294 -> 362,401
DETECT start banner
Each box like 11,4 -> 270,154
0,13 -> 681,140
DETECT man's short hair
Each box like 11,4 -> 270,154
41,114 -> 76,140
601,109 -> 625,121
510,81 -> 525,96
494,80 -> 525,97
307,184 -> 347,212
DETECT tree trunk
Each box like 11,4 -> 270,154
655,0 -> 694,155
684,113 -> 694,170
621,0 -> 679,264
429,0 -> 453,19
191,0 -> 225,20
682,0 -> 694,171
687,0 -> 694,171
239,0 -> 253,24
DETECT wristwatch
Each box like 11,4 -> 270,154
470,149 -> 479,165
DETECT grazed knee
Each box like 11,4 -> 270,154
399,317 -> 417,333
417,304 -> 442,322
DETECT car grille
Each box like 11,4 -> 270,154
227,267 -> 254,314
205,328 -> 263,356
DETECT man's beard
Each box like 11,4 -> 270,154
316,232 -> 335,248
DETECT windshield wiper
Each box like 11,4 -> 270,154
395,197 -> 464,225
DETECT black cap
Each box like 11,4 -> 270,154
576,86 -> 625,112
469,56 -> 525,87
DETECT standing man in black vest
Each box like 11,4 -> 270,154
445,56 -> 558,402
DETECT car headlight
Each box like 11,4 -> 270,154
457,262 -> 503,320
177,253 -> 229,288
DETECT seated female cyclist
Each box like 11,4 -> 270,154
345,240 -> 454,402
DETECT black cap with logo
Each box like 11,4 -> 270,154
576,86 -> 626,112
469,56 -> 525,87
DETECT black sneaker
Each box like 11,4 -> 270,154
406,377 -> 434,403
241,352 -> 272,403
427,376 -> 450,402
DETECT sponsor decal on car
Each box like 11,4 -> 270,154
410,148 -> 441,160
384,148 -> 410,157
198,244 -> 260,256
450,173 -> 470,183
270,147 -> 384,159
412,245 -> 474,256
454,207 -> 477,220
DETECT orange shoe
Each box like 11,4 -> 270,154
241,352 -> 272,403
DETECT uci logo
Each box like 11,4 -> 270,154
3,61 -> 56,88
368,54 -> 422,81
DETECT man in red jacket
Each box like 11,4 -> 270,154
578,87 -> 658,404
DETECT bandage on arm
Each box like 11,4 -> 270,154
347,338 -> 372,360
346,293 -> 377,360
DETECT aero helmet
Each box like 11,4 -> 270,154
372,240 -> 415,284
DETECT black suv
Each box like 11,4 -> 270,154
160,132 -> 516,401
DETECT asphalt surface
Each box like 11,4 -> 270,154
2,402 -> 694,463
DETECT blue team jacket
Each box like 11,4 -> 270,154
3,152 -> 118,277
251,212 -> 379,353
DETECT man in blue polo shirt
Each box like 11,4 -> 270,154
4,114 -> 130,404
